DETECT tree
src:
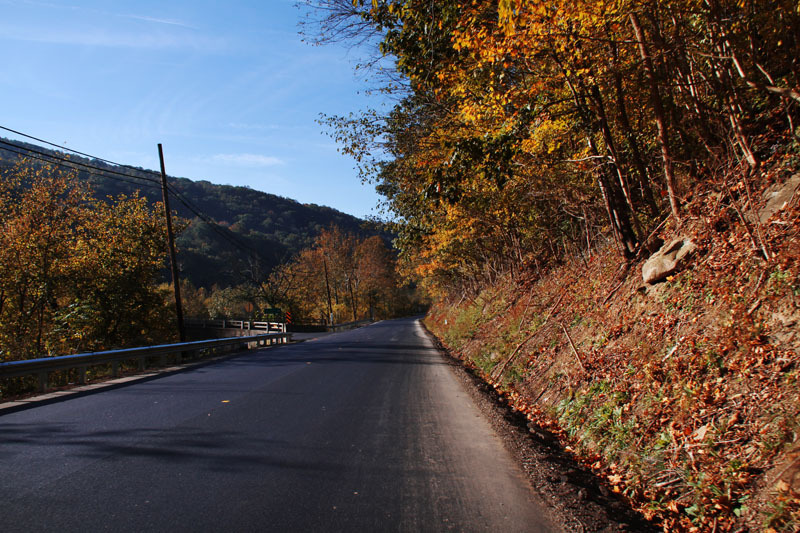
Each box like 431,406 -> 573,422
0,162 -> 172,360
277,226 -> 406,323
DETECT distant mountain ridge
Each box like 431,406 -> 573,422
0,138 -> 372,288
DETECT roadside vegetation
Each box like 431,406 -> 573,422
0,162 -> 175,397
0,162 -> 172,361
425,178 -> 799,530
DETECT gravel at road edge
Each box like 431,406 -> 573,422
420,321 -> 659,533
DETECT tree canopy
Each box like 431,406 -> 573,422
308,0 -> 800,296
0,162 -> 172,361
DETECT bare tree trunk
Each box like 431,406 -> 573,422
557,47 -> 639,258
582,206 -> 592,257
347,277 -> 357,321
609,36 -> 659,215
630,11 -> 681,221
588,135 -> 638,259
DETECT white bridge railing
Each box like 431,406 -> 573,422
184,319 -> 286,333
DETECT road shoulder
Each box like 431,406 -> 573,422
418,319 -> 658,532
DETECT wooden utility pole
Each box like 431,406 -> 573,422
322,254 -> 334,326
158,144 -> 186,343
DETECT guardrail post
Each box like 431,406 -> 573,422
78,366 -> 87,385
138,357 -> 146,371
111,361 -> 119,378
38,372 -> 48,393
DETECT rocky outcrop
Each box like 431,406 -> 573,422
642,238 -> 697,284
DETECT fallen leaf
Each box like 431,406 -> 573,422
693,424 -> 709,441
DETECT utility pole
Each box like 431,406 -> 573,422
322,254 -> 334,326
158,144 -> 186,343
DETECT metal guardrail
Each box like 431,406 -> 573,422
0,332 -> 291,394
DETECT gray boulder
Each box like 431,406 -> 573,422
758,173 -> 799,223
642,238 -> 697,284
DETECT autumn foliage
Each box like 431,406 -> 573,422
311,0 -> 799,294
0,162 -> 173,363
271,226 -> 417,324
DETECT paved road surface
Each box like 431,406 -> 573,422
0,318 -> 556,532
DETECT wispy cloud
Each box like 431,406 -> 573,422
0,23 -> 225,50
227,122 -> 281,131
15,1 -> 195,28
210,153 -> 286,167
0,2 -> 217,50
120,14 -> 196,29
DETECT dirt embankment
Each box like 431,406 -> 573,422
425,168 -> 799,531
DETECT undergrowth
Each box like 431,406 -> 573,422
425,165 -> 800,531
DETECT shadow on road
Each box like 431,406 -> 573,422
0,421 -> 343,475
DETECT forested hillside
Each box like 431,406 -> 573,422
305,0 -> 800,530
0,139 -> 371,289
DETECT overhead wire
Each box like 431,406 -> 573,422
0,142 -> 162,190
166,187 -> 263,257
0,124 -> 165,182
168,182 -> 283,264
0,138 -> 161,186
0,126 -> 270,261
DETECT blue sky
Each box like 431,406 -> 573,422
0,0 -> 386,218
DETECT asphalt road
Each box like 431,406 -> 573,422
0,318 -> 557,532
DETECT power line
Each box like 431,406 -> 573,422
0,138 -> 161,186
0,143 -> 162,190
0,124 -> 165,181
0,127 -> 272,263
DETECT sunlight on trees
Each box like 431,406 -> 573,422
307,0 -> 800,297
0,162 -> 172,361
275,227 -> 414,324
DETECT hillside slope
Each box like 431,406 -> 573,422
425,168 -> 799,531
0,139 -> 372,288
